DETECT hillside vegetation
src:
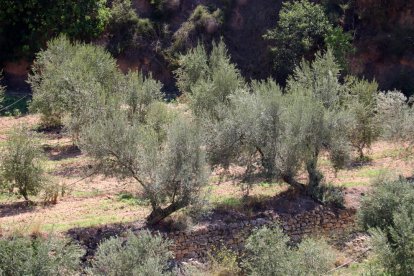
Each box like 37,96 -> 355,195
1,0 -> 414,275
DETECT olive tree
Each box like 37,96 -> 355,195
376,90 -> 414,143
282,50 -> 352,190
80,106 -> 208,225
175,40 -> 244,120
0,126 -> 46,200
346,77 -> 380,160
204,80 -> 284,185
29,35 -> 121,134
207,50 -> 352,193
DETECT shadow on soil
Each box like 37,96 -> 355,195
0,201 -> 36,218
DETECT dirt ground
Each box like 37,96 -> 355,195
0,114 -> 413,236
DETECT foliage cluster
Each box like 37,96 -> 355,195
89,231 -> 173,275
180,43 -> 353,198
358,178 -> 414,275
107,0 -> 155,56
0,234 -> 84,276
0,126 -> 47,201
175,40 -> 244,120
171,5 -> 223,53
0,0 -> 110,61
243,225 -> 336,275
29,35 -> 120,134
264,0 -> 353,80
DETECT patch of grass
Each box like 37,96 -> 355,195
355,168 -> 390,178
336,181 -> 368,188
42,214 -> 136,232
0,192 -> 21,203
116,192 -> 150,206
219,197 -> 242,208
372,147 -> 414,161
72,189 -> 103,198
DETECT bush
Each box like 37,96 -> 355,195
107,0 -> 154,55
264,0 -> 353,81
358,178 -> 414,275
242,225 -> 336,276
0,234 -> 84,276
0,126 -> 47,200
376,90 -> 414,143
171,5 -> 223,53
308,183 -> 345,208
358,178 -> 414,231
88,231 -> 173,275
0,0 -> 110,61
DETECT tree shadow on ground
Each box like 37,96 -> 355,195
43,144 -> 82,161
0,201 -> 36,218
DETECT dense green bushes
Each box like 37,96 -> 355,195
264,0 -> 353,81
175,40 -> 243,120
243,225 -> 336,275
171,5 -> 223,53
358,178 -> 414,275
0,234 -> 84,276
89,231 -> 173,275
0,0 -> 110,61
107,0 -> 155,56
0,231 -> 174,276
0,126 -> 47,201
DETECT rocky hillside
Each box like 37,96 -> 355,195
2,0 -> 414,96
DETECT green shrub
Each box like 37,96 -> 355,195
359,178 -> 414,275
376,90 -> 414,143
203,246 -> 241,276
242,225 -> 336,276
0,234 -> 84,276
171,5 -> 223,53
0,0 -> 110,61
264,0 -> 332,80
88,231 -> 173,275
107,0 -> 154,55
308,183 -> 345,208
358,178 -> 414,231
0,126 -> 47,200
